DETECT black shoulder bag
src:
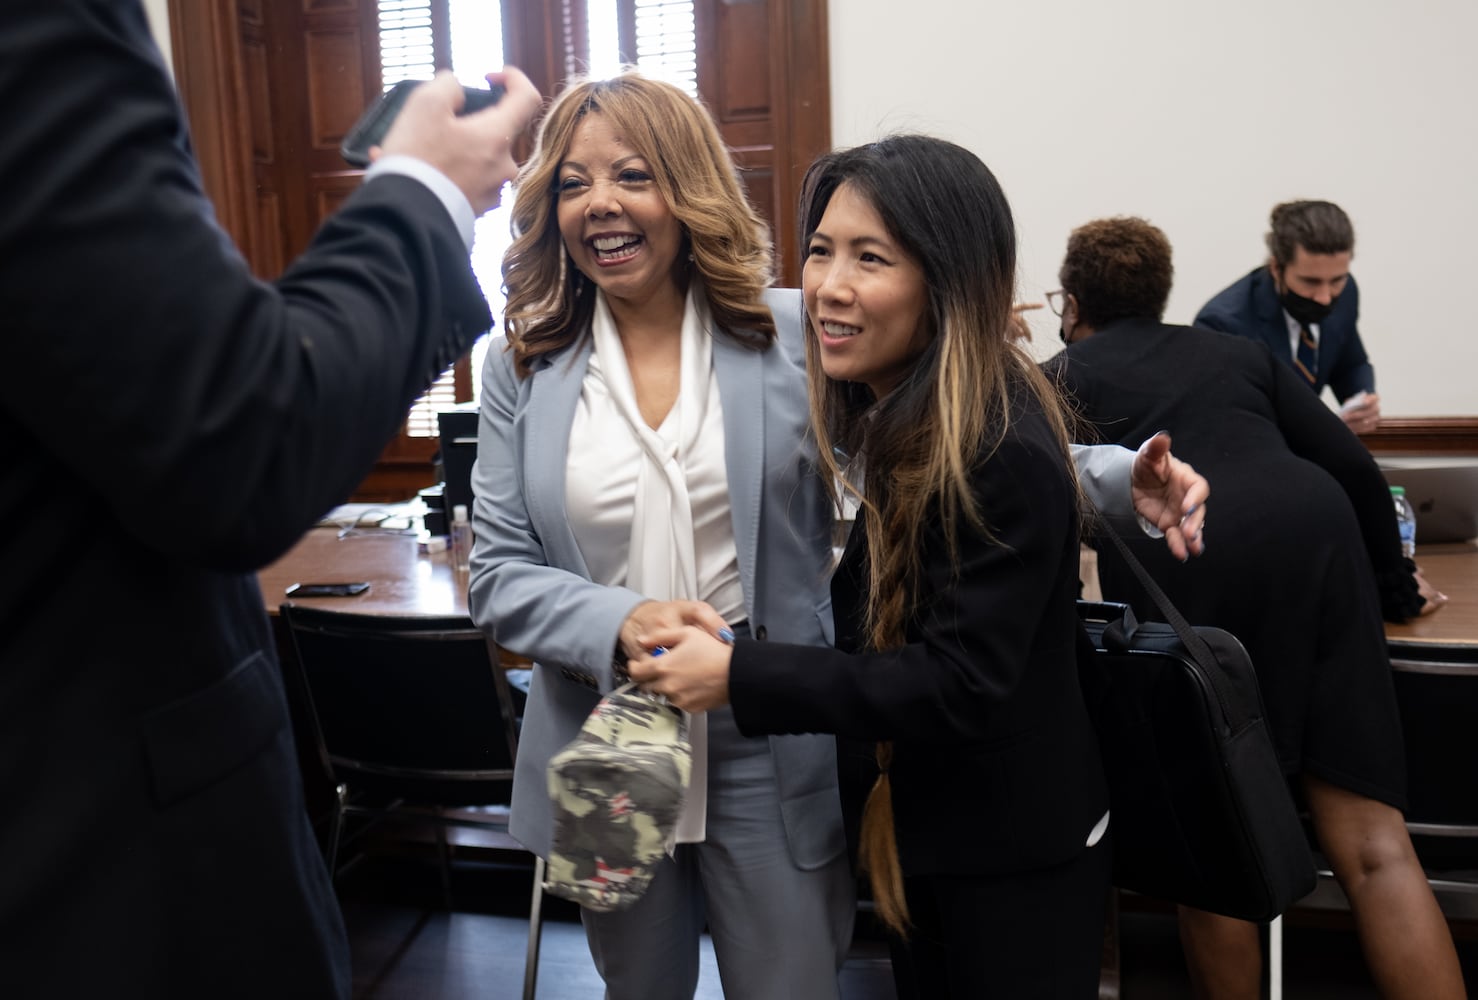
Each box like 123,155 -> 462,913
1077,528 -> 1317,922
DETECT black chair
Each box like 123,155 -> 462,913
280,603 -> 545,1000
1294,644 -> 1478,921
1389,648 -> 1478,918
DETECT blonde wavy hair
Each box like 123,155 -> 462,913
502,73 -> 776,375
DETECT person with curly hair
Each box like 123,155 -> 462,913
1049,215 -> 1461,1000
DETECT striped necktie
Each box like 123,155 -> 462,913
1293,323 -> 1318,385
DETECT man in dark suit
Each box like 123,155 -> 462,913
1194,200 -> 1381,434
0,2 -> 539,996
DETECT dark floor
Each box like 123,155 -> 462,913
338,851 -> 1478,999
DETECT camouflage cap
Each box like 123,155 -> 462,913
544,684 -> 692,911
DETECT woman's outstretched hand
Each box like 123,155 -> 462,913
1131,432 -> 1209,561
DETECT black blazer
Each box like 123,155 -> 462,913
728,383 -> 1108,878
0,3 -> 491,996
1194,266 -> 1374,403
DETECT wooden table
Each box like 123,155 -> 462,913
259,527 -> 467,617
263,528 -> 1478,645
1385,544 -> 1478,660
258,526 -> 539,669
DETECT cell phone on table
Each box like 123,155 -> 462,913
340,79 -> 507,168
285,582 -> 371,598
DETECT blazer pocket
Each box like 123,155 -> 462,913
141,651 -> 288,807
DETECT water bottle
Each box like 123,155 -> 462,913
1390,485 -> 1417,560
450,503 -> 473,574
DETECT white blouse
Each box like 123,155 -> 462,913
563,286 -> 745,844
564,289 -> 744,623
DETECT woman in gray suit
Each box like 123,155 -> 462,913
469,74 -> 1207,1000
469,74 -> 853,1000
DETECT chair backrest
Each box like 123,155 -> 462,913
280,603 -> 521,808
1390,651 -> 1478,874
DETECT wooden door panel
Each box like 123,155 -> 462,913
304,27 -> 371,150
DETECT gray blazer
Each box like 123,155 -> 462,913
469,288 -> 847,869
466,287 -> 1145,869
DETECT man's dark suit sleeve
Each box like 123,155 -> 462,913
1192,300 -> 1234,333
1323,281 -> 1375,401
0,0 -> 491,570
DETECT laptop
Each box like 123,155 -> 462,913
1377,457 -> 1478,545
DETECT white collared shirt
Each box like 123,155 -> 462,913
1283,309 -> 1320,361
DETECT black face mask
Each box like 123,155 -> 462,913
1276,271 -> 1336,326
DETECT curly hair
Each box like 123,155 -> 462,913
1265,199 -> 1354,266
1058,216 -> 1174,328
501,73 -> 776,376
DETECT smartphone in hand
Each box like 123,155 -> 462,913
341,79 -> 507,168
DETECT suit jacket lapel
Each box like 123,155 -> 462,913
714,332 -> 763,618
524,339 -> 594,577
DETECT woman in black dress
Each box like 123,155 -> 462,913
1048,216 -> 1462,1000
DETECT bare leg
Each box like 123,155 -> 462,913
1303,773 -> 1466,999
1176,905 -> 1260,1000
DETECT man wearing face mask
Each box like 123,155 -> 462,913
1194,200 -> 1379,434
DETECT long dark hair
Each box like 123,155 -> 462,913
800,135 -> 1079,933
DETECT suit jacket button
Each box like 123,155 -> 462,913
755,625 -> 767,641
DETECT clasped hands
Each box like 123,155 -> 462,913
620,599 -> 735,714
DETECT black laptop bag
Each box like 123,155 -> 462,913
1076,532 -> 1317,923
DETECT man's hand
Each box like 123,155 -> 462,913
617,600 -> 730,662
626,625 -> 733,714
1131,432 -> 1209,560
1339,391 -> 1381,435
376,68 -> 542,215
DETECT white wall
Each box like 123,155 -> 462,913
829,0 -> 1477,415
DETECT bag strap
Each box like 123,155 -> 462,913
1097,521 -> 1239,727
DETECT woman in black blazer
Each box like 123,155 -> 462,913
628,136 -> 1203,998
